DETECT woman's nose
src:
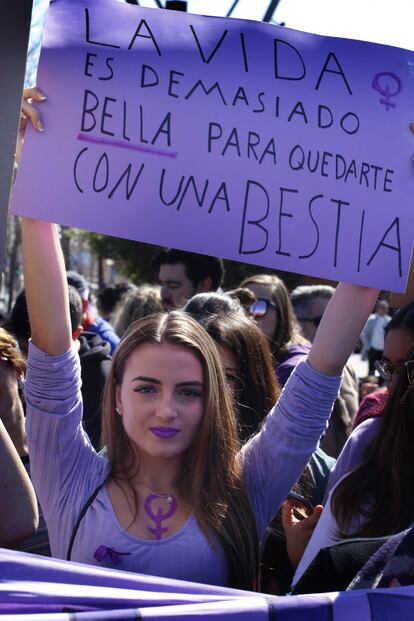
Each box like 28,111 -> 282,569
155,395 -> 177,420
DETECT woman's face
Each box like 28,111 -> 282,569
382,327 -> 414,393
243,282 -> 277,341
116,342 -> 204,464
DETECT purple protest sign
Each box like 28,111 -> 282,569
11,0 -> 414,291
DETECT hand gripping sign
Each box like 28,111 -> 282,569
11,0 -> 414,291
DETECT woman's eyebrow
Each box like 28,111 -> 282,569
176,381 -> 204,388
130,377 -> 204,387
131,376 -> 161,384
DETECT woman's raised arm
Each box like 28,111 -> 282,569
0,419 -> 38,546
19,89 -> 72,355
22,218 -> 72,355
308,283 -> 379,376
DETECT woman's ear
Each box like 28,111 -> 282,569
115,386 -> 123,416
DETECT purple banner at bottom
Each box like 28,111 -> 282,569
2,548 -> 414,619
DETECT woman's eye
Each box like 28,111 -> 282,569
134,386 -> 156,394
178,388 -> 202,398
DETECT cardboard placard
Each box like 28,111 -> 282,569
11,0 -> 414,291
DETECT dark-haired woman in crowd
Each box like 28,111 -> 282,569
353,300 -> 414,428
184,291 -> 279,443
293,304 -> 414,585
184,291 -> 333,593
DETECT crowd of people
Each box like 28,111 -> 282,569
1,87 -> 414,598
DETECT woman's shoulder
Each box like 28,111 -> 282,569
276,343 -> 311,386
326,417 -> 381,497
341,416 -> 381,463
348,415 -> 382,446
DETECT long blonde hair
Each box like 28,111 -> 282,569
101,311 -> 259,590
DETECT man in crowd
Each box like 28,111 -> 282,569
152,248 -> 224,310
67,271 -> 120,354
360,299 -> 391,374
290,285 -> 334,343
291,284 -> 359,458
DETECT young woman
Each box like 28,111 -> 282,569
352,301 -> 414,429
20,90 -> 378,591
184,292 -> 334,593
184,292 -> 279,443
292,303 -> 414,583
240,274 -> 310,386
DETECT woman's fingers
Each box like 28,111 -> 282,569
16,87 -> 46,163
21,98 -> 44,132
282,501 -> 323,568
23,86 -> 47,103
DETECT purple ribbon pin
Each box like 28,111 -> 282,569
93,545 -> 131,565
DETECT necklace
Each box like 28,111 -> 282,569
134,482 -> 175,504
133,483 -> 178,540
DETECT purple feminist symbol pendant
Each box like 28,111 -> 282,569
144,494 -> 177,540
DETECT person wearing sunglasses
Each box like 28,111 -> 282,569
352,300 -> 414,430
376,302 -> 414,394
244,279 -> 359,459
241,274 -> 310,388
374,358 -> 412,385
290,285 -> 337,343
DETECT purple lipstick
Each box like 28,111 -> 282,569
150,427 -> 180,439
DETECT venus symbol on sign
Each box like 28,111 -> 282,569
372,72 -> 402,111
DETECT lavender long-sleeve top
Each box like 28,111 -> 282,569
25,341 -> 340,587
292,417 -> 380,587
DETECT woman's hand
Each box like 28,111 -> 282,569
16,87 -> 46,164
282,499 -> 323,568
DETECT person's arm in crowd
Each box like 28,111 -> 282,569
18,89 -> 71,355
0,419 -> 38,546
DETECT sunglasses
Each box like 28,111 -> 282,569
374,358 -> 414,385
298,315 -> 324,327
249,298 -> 277,318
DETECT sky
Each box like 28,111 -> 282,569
134,0 -> 414,51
